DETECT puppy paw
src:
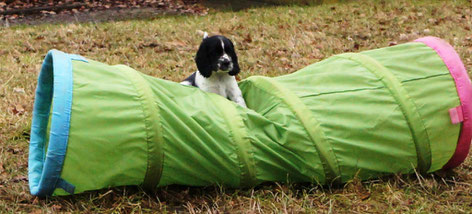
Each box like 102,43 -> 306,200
236,99 -> 247,108
180,81 -> 192,86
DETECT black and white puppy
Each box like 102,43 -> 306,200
181,33 -> 247,107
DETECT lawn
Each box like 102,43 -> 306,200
1,0 -> 472,212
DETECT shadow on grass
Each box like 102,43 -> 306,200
202,0 -> 348,11
1,0 -> 350,27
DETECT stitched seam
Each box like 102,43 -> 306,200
210,95 -> 256,187
299,86 -> 385,98
155,100 -> 165,187
117,66 -> 160,189
124,71 -> 152,185
335,54 -> 424,170
416,38 -> 472,169
299,74 -> 450,99
401,73 -> 450,83
246,77 -> 341,183
335,53 -> 432,173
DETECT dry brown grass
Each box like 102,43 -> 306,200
1,0 -> 472,212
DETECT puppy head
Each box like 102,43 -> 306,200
195,34 -> 240,78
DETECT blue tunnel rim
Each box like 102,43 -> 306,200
28,49 -> 87,196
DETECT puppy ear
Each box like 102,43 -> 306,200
228,60 -> 240,76
195,41 -> 213,78
228,41 -> 240,76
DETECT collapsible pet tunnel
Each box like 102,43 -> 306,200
29,37 -> 471,196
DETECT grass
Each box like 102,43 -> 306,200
1,0 -> 472,212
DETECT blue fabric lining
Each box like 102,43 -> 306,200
28,50 -> 87,196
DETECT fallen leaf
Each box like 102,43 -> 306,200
244,33 -> 252,43
360,192 -> 371,200
51,204 -> 62,212
12,175 -> 28,183
29,209 -> 43,214
13,87 -> 25,93
166,41 -> 186,47
353,42 -> 360,50
11,104 -> 25,115
35,35 -> 45,40
7,148 -> 20,154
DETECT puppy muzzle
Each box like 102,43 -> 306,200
218,58 -> 232,71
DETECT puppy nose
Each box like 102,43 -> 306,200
222,59 -> 230,66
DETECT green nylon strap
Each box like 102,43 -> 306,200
336,53 -> 432,173
246,76 -> 341,183
113,65 -> 164,190
210,95 -> 257,187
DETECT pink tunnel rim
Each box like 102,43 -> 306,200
415,36 -> 472,170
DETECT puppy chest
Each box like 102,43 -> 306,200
203,82 -> 229,98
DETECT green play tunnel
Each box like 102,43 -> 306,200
29,37 -> 472,196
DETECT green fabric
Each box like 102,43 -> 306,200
361,43 -> 461,172
113,65 -> 164,191
210,95 -> 257,187
59,61 -> 149,195
335,53 -> 432,173
242,76 -> 340,182
52,42 -> 461,195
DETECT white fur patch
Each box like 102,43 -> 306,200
195,70 -> 246,107
180,81 -> 192,86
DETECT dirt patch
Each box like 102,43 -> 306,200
2,7 -> 199,26
0,0 -> 208,26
